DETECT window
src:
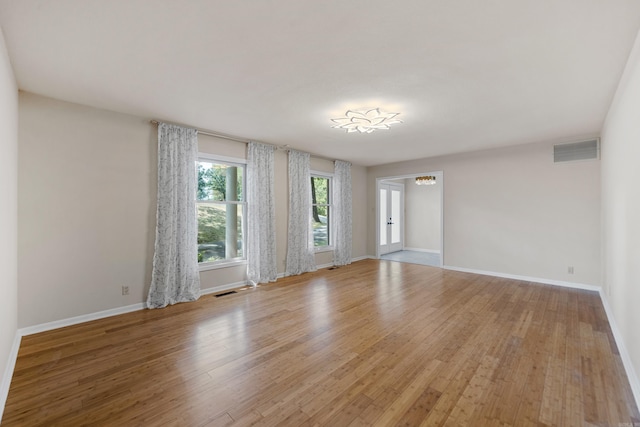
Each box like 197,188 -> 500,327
311,174 -> 332,249
196,156 -> 246,266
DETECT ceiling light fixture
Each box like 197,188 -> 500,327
415,176 -> 436,185
331,108 -> 402,133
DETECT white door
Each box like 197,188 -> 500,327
378,182 -> 404,255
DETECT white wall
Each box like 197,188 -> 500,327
404,177 -> 442,252
18,92 -> 368,328
18,93 -> 157,327
0,26 -> 18,420
368,140 -> 601,285
601,28 -> 640,396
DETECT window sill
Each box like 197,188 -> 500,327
198,259 -> 247,272
314,247 -> 334,254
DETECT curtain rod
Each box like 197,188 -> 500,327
150,119 -> 251,144
149,119 -> 341,163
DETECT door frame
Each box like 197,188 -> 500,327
375,171 -> 444,267
378,181 -> 405,255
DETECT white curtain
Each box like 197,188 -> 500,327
333,160 -> 352,266
285,150 -> 317,276
147,123 -> 201,309
246,142 -> 278,284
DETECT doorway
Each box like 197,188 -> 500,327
376,172 -> 444,267
378,182 -> 404,255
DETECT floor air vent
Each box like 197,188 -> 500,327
214,291 -> 237,298
553,139 -> 599,163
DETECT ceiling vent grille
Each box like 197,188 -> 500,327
554,139 -> 599,163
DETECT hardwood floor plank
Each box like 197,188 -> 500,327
371,359 -> 442,426
3,260 -> 638,426
446,355 -> 501,426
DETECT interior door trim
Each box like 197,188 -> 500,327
375,172 -> 444,267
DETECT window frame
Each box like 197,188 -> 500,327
310,171 -> 333,252
196,153 -> 247,271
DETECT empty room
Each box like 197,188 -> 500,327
1,1 -> 640,425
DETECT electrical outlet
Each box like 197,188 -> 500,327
122,286 -> 130,295
567,266 -> 574,274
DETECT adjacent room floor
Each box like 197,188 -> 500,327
3,260 -> 638,426
380,249 -> 441,267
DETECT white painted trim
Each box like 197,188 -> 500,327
442,264 -> 640,409
19,303 -> 146,336
5,260 -> 636,422
198,259 -> 246,272
314,247 -> 334,254
442,265 -> 601,292
310,170 -> 334,179
3,259 -> 388,417
376,171 -> 444,267
439,172 -> 445,268
285,257 -> 373,274
200,281 -> 250,296
598,291 -> 640,410
197,152 -> 246,165
320,255 -> 376,269
377,181 -> 406,256
0,332 -> 21,423
403,247 -> 441,254
19,281 -> 255,337
352,255 -> 375,262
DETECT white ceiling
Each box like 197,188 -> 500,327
1,1 -> 640,166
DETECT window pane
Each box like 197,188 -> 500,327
313,204 -> 329,247
197,203 -> 243,263
311,177 -> 328,205
197,162 -> 243,202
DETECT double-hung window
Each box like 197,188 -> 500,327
196,155 -> 246,268
311,173 -> 332,250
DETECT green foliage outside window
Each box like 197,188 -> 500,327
197,161 -> 244,263
197,163 -> 242,201
311,176 -> 330,247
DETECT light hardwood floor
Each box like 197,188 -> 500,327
3,260 -> 639,426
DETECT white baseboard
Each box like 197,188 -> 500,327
15,263 -> 599,338
598,291 -> 640,410
4,261 -> 637,418
200,281 -> 250,296
352,255 -> 375,262
284,256 -> 375,274
316,262 -> 333,270
319,255 -> 376,268
21,281 -> 257,337
0,332 -> 21,423
403,247 -> 441,254
17,258 -> 378,339
442,265 -> 601,292
19,303 -> 146,337
443,264 -> 639,409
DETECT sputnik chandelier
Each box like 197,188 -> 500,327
331,108 -> 402,133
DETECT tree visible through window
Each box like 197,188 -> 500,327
196,159 -> 245,264
311,175 -> 331,247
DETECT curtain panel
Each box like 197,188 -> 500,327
246,142 -> 278,284
147,123 -> 201,309
333,160 -> 352,266
285,150 -> 317,276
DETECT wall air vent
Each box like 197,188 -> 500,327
553,139 -> 600,163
